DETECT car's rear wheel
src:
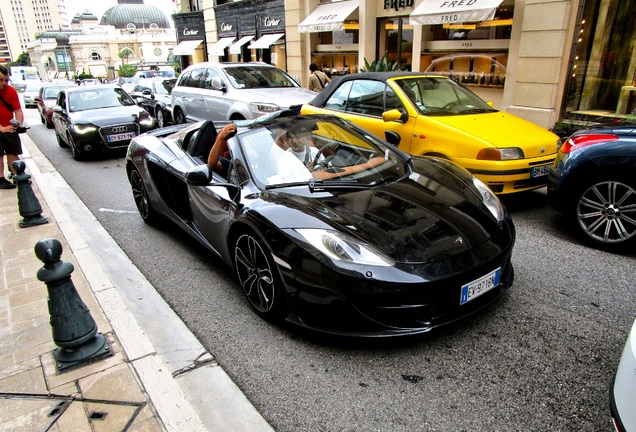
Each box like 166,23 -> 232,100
129,168 -> 160,225
234,233 -> 288,322
571,174 -> 636,252
173,107 -> 186,124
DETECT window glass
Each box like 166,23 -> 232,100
345,80 -> 386,117
189,68 -> 207,88
177,70 -> 191,86
385,86 -> 402,111
324,81 -> 353,111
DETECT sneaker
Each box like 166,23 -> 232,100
0,177 -> 16,189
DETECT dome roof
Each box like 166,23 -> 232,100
100,0 -> 170,29
36,30 -> 83,44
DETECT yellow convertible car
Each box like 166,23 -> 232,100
301,72 -> 559,194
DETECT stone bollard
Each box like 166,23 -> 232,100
12,160 -> 48,228
35,238 -> 112,372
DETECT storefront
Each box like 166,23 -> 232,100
214,0 -> 287,70
173,12 -> 206,69
561,0 -> 636,120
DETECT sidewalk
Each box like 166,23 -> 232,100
0,133 -> 274,431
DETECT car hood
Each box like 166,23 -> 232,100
432,111 -> 559,158
71,106 -> 150,125
237,87 -> 316,108
263,159 -> 504,264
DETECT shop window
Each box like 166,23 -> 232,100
563,0 -> 636,118
378,17 -> 413,71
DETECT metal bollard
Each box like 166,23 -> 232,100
12,160 -> 48,228
35,238 -> 112,372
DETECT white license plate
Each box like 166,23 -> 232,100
460,267 -> 501,305
107,132 -> 135,142
531,164 -> 551,178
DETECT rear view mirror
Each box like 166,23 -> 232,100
382,109 -> 407,123
211,77 -> 226,92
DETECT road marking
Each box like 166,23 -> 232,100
99,208 -> 138,214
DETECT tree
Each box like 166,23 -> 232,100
360,52 -> 398,72
119,48 -> 133,64
118,64 -> 137,78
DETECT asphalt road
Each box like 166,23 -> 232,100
22,105 -> 635,431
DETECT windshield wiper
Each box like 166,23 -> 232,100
265,178 -> 365,192
460,108 -> 496,114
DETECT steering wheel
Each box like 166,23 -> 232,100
313,143 -> 339,169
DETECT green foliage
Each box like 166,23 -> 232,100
4,52 -> 31,68
119,64 -> 137,78
119,48 -> 133,64
360,52 -> 398,72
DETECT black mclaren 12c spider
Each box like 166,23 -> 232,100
126,113 -> 515,337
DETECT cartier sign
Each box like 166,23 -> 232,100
183,28 -> 200,36
221,23 -> 233,32
263,17 -> 281,27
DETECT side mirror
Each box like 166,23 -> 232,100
211,77 -> 226,92
382,109 -> 407,123
185,165 -> 241,202
487,101 -> 494,107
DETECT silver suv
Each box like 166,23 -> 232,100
171,62 -> 316,123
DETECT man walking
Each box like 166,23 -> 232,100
0,65 -> 24,189
308,63 -> 330,93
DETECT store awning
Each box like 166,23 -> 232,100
298,0 -> 359,33
248,33 -> 285,49
209,37 -> 236,56
173,39 -> 203,56
88,65 -> 107,77
230,36 -> 254,54
410,0 -> 503,25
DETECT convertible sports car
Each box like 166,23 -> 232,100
126,113 -> 516,336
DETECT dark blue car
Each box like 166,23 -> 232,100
547,123 -> 636,253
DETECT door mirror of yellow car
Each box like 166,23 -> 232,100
382,109 -> 406,123
487,101 -> 494,107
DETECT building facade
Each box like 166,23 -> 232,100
175,0 -> 633,129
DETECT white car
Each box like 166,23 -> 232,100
23,82 -> 43,108
611,317 -> 636,431
171,62 -> 316,123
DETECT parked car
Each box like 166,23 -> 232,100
81,78 -> 101,85
125,113 -> 515,336
547,123 -> 636,253
301,72 -> 560,195
171,62 -> 316,123
52,85 -> 155,160
115,77 -> 140,93
130,77 -> 177,128
22,82 -> 43,108
610,316 -> 636,432
36,83 -> 75,128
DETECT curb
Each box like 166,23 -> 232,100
19,133 -> 274,432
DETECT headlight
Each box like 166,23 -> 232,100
72,124 -> 97,134
295,229 -> 395,266
250,102 -> 281,113
476,147 -> 524,160
472,177 -> 505,222
139,116 -> 154,126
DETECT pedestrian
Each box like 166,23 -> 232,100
308,63 -> 330,93
0,65 -> 23,189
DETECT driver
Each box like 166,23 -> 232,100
280,131 -> 318,169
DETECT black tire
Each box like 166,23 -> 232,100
570,174 -> 636,253
234,233 -> 288,322
173,107 -> 186,124
68,134 -> 85,161
129,168 -> 160,225
156,109 -> 166,128
55,131 -> 68,148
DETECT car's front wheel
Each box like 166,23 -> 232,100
129,168 -> 160,225
571,174 -> 636,252
173,107 -> 186,124
156,109 -> 166,128
234,233 -> 288,322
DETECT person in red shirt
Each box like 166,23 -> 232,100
0,65 -> 24,189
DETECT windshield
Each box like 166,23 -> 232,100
395,77 -> 497,116
239,117 -> 409,189
69,88 -> 136,112
224,66 -> 299,89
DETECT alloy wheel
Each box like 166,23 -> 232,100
130,169 -> 158,224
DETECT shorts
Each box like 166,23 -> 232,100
0,132 -> 23,155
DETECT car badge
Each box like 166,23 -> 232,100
541,146 -> 545,153
455,237 -> 463,244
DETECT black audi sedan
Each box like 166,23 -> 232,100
547,122 -> 636,253
52,85 -> 155,160
126,113 -> 516,337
